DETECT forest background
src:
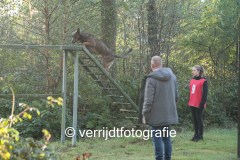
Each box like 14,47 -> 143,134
0,0 -> 239,158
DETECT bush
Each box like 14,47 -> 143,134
14,98 -> 72,140
0,103 -> 58,160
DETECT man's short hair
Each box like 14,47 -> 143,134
151,56 -> 162,67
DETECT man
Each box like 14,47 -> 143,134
142,56 -> 178,160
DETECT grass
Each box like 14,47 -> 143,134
50,127 -> 237,160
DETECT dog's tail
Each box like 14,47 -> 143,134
114,48 -> 133,58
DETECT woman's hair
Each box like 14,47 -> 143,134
193,65 -> 205,77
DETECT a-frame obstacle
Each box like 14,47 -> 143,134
0,44 -> 138,146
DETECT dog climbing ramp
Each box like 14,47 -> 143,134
0,44 -> 139,146
77,46 -> 139,120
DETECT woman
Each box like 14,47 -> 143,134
188,65 -> 208,142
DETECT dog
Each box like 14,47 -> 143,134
71,28 -> 132,72
75,152 -> 92,160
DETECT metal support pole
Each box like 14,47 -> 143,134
61,50 -> 68,143
72,51 -> 79,147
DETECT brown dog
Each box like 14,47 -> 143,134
75,152 -> 92,160
72,28 -> 132,72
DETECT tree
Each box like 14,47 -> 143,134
101,0 -> 117,77
238,7 -> 240,160
147,0 -> 158,57
237,1 -> 240,159
101,0 -> 117,49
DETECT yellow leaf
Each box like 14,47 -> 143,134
57,101 -> 63,106
23,112 -> 28,119
47,96 -> 53,101
40,153 -> 45,157
2,151 -> 11,160
57,97 -> 63,102
27,114 -> 32,120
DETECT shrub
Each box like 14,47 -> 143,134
0,104 -> 58,160
14,97 -> 72,140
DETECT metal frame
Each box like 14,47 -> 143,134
0,44 -> 81,146
0,44 -> 139,147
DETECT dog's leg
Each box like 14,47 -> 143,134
101,56 -> 115,72
82,42 -> 96,53
106,60 -> 115,71
75,155 -> 81,160
83,153 -> 92,160
98,59 -> 111,87
83,41 -> 94,47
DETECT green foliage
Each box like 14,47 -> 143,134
0,96 -> 58,159
0,117 -> 58,160
77,72 -> 119,129
0,0 -> 238,131
14,97 -> 72,140
0,78 -> 70,140
169,0 -> 238,128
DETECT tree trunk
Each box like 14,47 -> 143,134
43,0 -> 51,93
237,1 -> 240,157
41,0 -> 60,94
147,0 -> 159,57
101,0 -> 117,77
238,17 -> 240,160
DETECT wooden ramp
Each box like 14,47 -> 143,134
75,46 -> 138,121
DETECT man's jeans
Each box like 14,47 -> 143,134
152,126 -> 172,160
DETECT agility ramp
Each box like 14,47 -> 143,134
0,44 -> 139,145
78,46 -> 138,118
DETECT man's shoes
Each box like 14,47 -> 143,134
192,135 -> 203,142
191,135 -> 198,141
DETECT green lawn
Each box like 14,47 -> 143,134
51,128 -> 237,160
